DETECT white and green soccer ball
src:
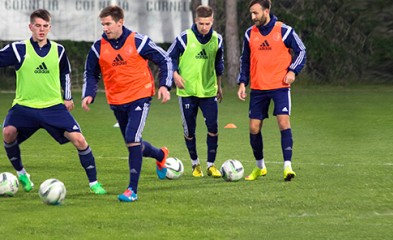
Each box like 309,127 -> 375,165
0,172 -> 19,197
165,157 -> 184,180
39,179 -> 66,205
220,159 -> 244,182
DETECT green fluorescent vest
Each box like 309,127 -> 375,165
177,29 -> 218,98
13,40 -> 62,108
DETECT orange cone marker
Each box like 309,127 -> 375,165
224,123 -> 237,129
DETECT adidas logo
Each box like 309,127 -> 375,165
195,49 -> 208,59
282,107 -> 288,112
86,165 -> 95,169
34,62 -> 50,73
130,168 -> 138,174
135,106 -> 142,111
258,40 -> 272,50
72,125 -> 79,130
285,147 -> 292,151
112,54 -> 127,66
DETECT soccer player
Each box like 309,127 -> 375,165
0,9 -> 106,194
237,0 -> 306,181
167,5 -> 224,178
82,5 -> 172,202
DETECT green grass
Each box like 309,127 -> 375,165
0,86 -> 392,239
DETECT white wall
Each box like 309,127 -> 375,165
0,0 -> 192,43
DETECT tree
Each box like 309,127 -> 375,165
224,0 -> 240,86
191,0 -> 202,18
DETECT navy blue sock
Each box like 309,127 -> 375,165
128,145 -> 143,193
207,134 -> 218,163
142,141 -> 164,162
185,136 -> 198,160
250,133 -> 263,160
281,129 -> 293,161
4,141 -> 23,171
78,146 -> 97,183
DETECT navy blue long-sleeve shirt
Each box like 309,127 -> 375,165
0,38 -> 72,100
167,24 -> 224,76
237,14 -> 306,86
83,26 -> 173,100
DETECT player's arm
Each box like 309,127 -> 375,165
237,28 -> 252,87
82,40 -> 101,111
282,24 -> 306,84
167,32 -> 187,89
237,28 -> 252,100
217,75 -> 223,103
136,33 -> 173,102
216,34 -> 224,103
58,44 -> 74,111
0,41 -> 24,68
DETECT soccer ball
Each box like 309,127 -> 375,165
220,159 -> 244,182
165,157 -> 184,180
38,179 -> 66,205
0,172 -> 19,197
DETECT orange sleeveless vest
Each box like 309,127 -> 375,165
99,32 -> 155,105
249,21 -> 291,90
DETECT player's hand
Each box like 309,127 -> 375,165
217,87 -> 223,103
81,96 -> 93,111
158,86 -> 170,104
237,83 -> 247,101
284,71 -> 296,85
64,100 -> 74,111
174,71 -> 185,89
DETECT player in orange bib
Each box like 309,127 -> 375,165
237,0 -> 306,181
82,6 -> 173,202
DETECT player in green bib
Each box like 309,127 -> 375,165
13,39 -> 63,108
168,5 -> 224,177
176,29 -> 219,98
0,9 -> 106,195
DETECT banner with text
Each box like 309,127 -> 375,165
0,0 -> 192,43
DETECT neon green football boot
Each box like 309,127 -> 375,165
283,167 -> 296,181
245,167 -> 267,181
90,182 -> 107,194
18,173 -> 34,192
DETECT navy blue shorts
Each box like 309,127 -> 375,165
110,97 -> 152,144
249,88 -> 291,120
3,104 -> 82,144
178,96 -> 218,136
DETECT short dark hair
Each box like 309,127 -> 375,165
99,5 -> 124,22
248,0 -> 271,10
195,5 -> 213,18
30,9 -> 51,23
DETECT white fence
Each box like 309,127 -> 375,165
0,0 -> 193,43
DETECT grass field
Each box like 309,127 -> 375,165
0,85 -> 392,239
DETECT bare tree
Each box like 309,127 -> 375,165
225,0 -> 240,86
191,0 -> 202,18
209,0 -> 217,11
